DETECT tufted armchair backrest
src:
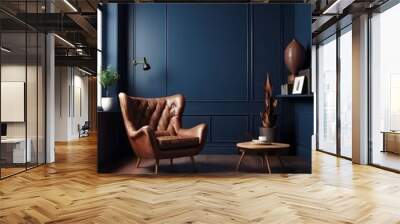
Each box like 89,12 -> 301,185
119,93 -> 184,136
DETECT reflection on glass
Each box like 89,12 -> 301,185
0,1 -> 46,178
318,36 -> 337,154
27,31 -> 38,169
38,33 -> 46,165
371,4 -> 400,171
1,32 -> 28,177
340,28 -> 352,158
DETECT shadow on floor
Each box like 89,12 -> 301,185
115,154 -> 311,175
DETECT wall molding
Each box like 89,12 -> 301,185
102,3 -> 313,158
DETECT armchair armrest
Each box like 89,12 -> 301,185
177,124 -> 208,144
131,125 -> 155,140
129,126 -> 158,158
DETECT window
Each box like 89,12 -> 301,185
339,27 -> 352,158
370,3 -> 400,171
317,35 -> 337,154
317,25 -> 353,159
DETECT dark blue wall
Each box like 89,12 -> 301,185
101,3 -> 313,163
167,4 -> 248,100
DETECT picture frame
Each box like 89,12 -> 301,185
298,69 -> 311,94
292,76 -> 305,94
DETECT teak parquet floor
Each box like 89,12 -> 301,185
1,134 -> 400,223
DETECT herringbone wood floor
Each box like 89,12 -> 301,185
1,135 -> 400,224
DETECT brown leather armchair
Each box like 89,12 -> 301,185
119,93 -> 207,174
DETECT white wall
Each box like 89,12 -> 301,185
1,63 -> 46,164
55,67 -> 69,141
55,67 -> 89,141
71,72 -> 89,138
0,65 -> 26,137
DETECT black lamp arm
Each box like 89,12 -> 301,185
133,57 -> 151,71
133,59 -> 145,65
133,57 -> 148,65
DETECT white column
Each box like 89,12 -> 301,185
352,14 -> 369,164
46,33 -> 55,163
97,8 -> 102,107
312,45 -> 317,150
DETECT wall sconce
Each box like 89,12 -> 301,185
133,57 -> 151,71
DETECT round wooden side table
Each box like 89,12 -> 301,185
236,142 -> 290,174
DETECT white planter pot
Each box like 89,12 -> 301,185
101,97 -> 114,112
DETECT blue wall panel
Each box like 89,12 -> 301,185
252,4 -> 282,99
294,4 -> 312,70
294,102 -> 313,161
102,4 -> 118,71
103,3 -> 312,161
166,4 -> 248,101
182,116 -> 211,143
184,102 -> 263,115
211,116 -> 249,143
133,4 -> 167,97
294,5 -> 312,51
101,4 -> 119,97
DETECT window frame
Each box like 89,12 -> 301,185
367,0 -> 400,173
316,24 -> 353,160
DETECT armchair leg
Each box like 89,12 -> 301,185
170,158 -> 173,167
136,158 -> 142,168
155,159 -> 159,174
190,156 -> 197,172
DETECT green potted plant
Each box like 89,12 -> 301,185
99,66 -> 119,111
259,73 -> 278,143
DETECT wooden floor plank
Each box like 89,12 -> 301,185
0,134 -> 400,223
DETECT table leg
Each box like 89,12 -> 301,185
264,153 -> 271,174
278,155 -> 285,168
236,150 -> 246,171
382,133 -> 386,152
259,153 -> 264,168
154,159 -> 159,174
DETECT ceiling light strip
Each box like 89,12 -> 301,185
1,47 -> 11,53
323,0 -> 342,14
323,0 -> 355,15
63,0 -> 78,12
78,67 -> 93,76
54,34 -> 76,48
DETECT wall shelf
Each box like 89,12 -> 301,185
275,94 -> 314,100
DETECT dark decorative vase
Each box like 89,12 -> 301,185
284,39 -> 305,85
259,127 -> 275,144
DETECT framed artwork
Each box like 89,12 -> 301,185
299,69 -> 311,94
292,76 -> 305,94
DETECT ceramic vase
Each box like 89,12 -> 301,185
284,39 -> 305,85
259,127 -> 275,144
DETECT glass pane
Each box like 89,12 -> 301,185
339,28 -> 352,158
38,33 -> 45,165
1,31 -> 27,177
317,36 -> 337,154
0,1 -> 46,179
27,31 -> 38,169
371,4 -> 400,171
26,0 -> 39,169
